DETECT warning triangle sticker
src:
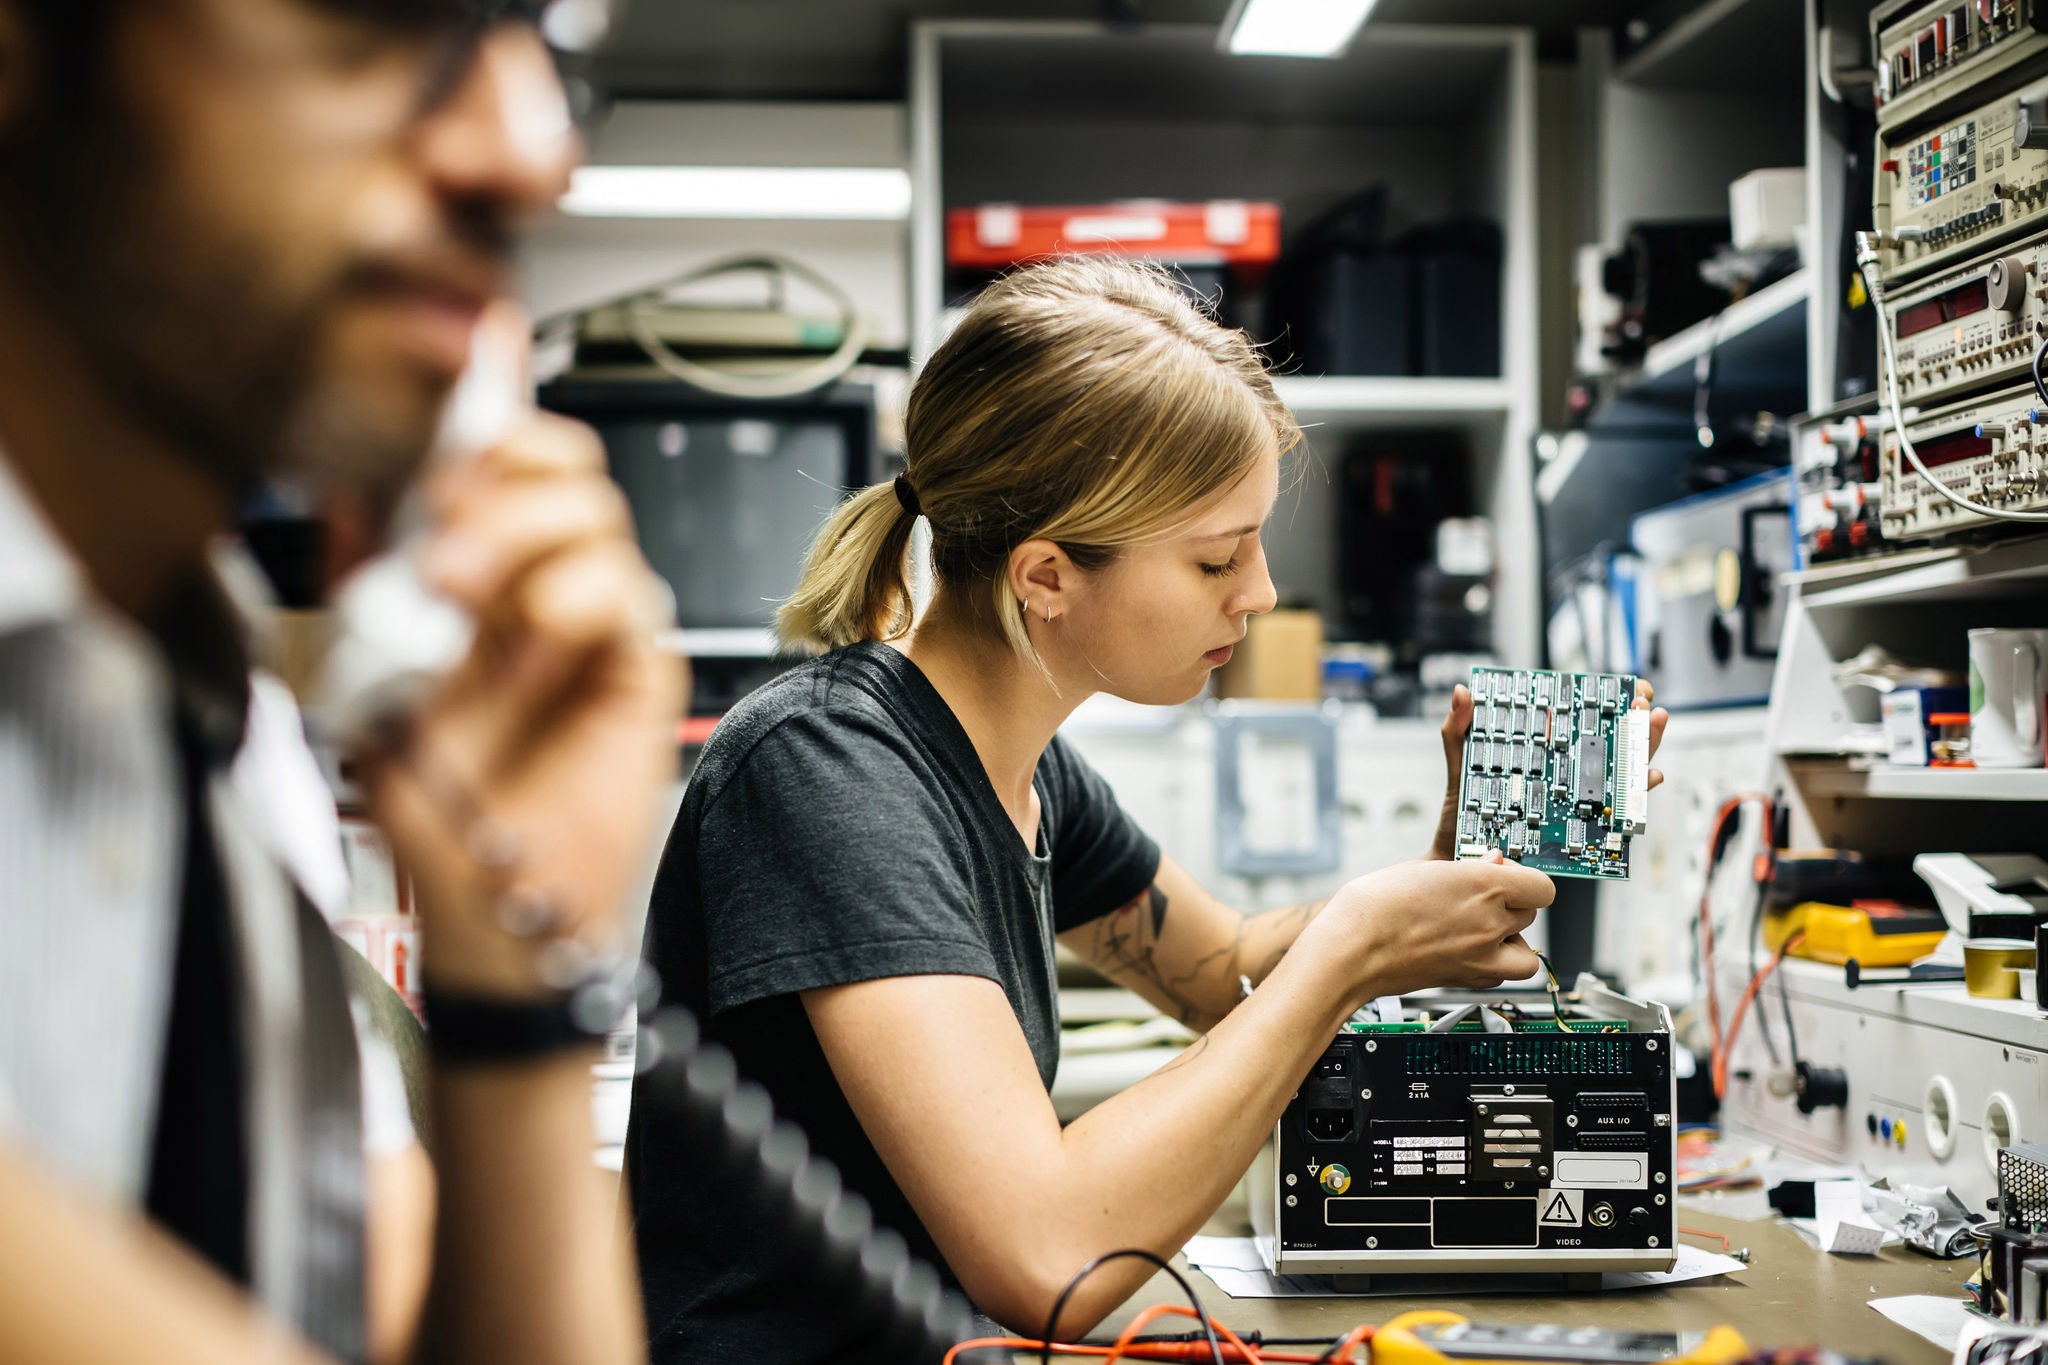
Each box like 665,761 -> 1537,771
1539,1190 -> 1583,1226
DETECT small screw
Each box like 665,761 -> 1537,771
1504,1085 -> 1518,1095
1287,1174 -> 1298,1187
1654,1172 -> 1667,1185
1478,1104 -> 1490,1115
1566,1114 -> 1580,1129
1286,1195 -> 1299,1208
1367,1237 -> 1379,1249
1655,1194 -> 1667,1206
1647,1039 -> 1659,1051
1365,1040 -> 1378,1053
1539,1166 -> 1550,1176
1649,1236 -> 1661,1248
1361,1088 -> 1373,1100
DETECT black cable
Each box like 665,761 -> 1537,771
1776,934 -> 1803,1067
2032,335 -> 2048,411
1314,1329 -> 1362,1364
1747,876 -> 1781,1066
1037,1249 -> 1224,1365
637,1010 -> 977,1365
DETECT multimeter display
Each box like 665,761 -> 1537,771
1412,1322 -> 1705,1364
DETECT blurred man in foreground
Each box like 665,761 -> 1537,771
0,2 -> 678,1361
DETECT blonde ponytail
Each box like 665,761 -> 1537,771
775,479 -> 918,652
779,257 -> 1298,664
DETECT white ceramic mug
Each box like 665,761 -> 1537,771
1969,627 -> 2048,768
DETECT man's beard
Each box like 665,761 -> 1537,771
0,86 -> 432,509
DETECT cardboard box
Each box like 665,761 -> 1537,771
1214,610 -> 1325,701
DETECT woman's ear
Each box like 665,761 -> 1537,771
1006,538 -> 1079,622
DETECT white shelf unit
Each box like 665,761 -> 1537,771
1786,761 -> 2048,803
1763,529 -> 2048,853
1697,0 -> 2048,1223
908,20 -> 1542,665
1748,0 -> 2048,842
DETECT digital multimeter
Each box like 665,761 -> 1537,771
1372,1313 -> 1752,1365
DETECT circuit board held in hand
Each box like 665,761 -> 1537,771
1454,667 -> 1648,880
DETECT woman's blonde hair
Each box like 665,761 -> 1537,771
775,256 -> 1299,667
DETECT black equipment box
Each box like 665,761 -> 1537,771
1264,978 -> 1677,1281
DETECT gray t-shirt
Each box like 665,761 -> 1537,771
628,642 -> 1160,1365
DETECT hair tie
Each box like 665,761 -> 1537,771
893,472 -> 922,519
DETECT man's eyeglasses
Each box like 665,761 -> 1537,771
418,0 -> 623,128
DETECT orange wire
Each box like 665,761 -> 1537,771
940,1305 -> 1369,1364
1700,792 -> 1774,1099
1103,1304 -> 1265,1365
1679,1226 -> 1732,1253
1104,1305 -> 1213,1364
1712,931 -> 1803,1099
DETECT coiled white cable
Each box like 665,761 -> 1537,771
1858,230 -> 2048,523
624,255 -> 871,401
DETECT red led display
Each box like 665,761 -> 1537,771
1897,276 -> 1991,337
1912,428 -> 1994,467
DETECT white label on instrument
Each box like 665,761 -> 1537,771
1553,1154 -> 1649,1190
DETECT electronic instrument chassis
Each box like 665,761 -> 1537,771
1268,978 -> 1677,1282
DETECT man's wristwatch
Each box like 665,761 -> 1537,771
420,965 -> 643,1063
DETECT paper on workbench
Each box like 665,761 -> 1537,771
1786,1179 -> 1898,1255
1180,1237 -> 1746,1299
1867,1295 -> 1989,1353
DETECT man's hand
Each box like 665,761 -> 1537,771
1428,679 -> 1669,862
362,410 -> 683,999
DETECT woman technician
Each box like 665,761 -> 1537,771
626,257 -> 1666,1364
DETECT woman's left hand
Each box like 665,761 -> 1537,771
1428,678 -> 1668,861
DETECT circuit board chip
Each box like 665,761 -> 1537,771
1454,668 -> 1647,880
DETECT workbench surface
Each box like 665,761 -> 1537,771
1086,1209 -> 1975,1363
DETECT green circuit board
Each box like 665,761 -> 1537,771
1453,667 -> 1648,881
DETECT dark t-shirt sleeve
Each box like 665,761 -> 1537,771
1042,734 -> 1161,933
694,710 -> 1002,1015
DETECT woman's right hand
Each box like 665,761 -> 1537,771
1313,854 -> 1553,1001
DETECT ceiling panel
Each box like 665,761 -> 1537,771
595,0 -> 1652,99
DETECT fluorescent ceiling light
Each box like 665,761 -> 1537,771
560,166 -> 913,220
1221,0 -> 1377,57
